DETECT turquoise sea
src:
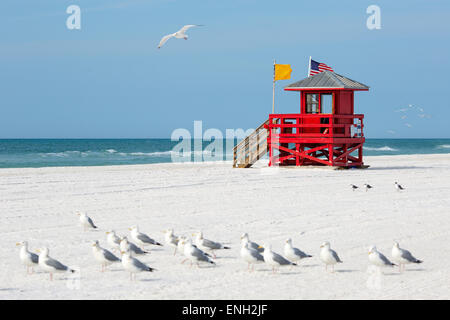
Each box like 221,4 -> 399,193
0,139 -> 449,168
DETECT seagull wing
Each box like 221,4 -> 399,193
202,238 -> 222,250
30,252 -> 39,264
192,247 -> 211,262
46,257 -> 69,271
137,233 -> 156,244
401,248 -> 422,263
249,249 -> 264,262
293,247 -> 311,259
132,257 -> 154,271
158,33 -> 175,48
179,24 -> 201,33
379,252 -> 396,266
272,252 -> 294,266
130,242 -> 147,254
87,217 -> 97,228
331,249 -> 343,263
103,249 -> 120,262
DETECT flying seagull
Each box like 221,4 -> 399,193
157,25 -> 204,49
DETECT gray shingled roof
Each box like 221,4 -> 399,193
285,71 -> 369,90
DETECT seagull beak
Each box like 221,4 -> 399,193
16,242 -> 21,246
105,232 -> 110,234
257,245 -> 263,249
128,228 -> 132,231
36,249 -> 40,253
320,245 -> 324,248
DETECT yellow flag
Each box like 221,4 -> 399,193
274,64 -> 292,81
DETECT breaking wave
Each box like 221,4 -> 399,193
364,146 -> 398,152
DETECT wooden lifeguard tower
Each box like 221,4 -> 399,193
233,71 -> 369,168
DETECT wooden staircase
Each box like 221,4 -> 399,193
233,119 -> 270,168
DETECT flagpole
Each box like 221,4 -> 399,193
307,56 -> 312,77
272,59 -> 276,114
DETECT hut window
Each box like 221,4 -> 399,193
320,94 -> 333,114
306,94 -> 319,114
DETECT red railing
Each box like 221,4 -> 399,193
267,114 -> 364,139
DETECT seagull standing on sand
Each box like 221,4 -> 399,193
350,184 -> 359,191
193,231 -> 230,258
163,229 -> 179,255
182,239 -> 215,267
77,212 -> 97,231
241,233 -> 263,252
37,247 -> 74,281
92,240 -> 121,272
368,246 -> 396,272
106,230 -> 121,252
364,184 -> 373,191
121,250 -> 155,281
119,236 -> 149,256
130,226 -> 162,248
157,25 -> 203,49
16,241 -> 39,274
284,238 -> 312,264
319,242 -> 342,272
258,244 -> 296,274
392,242 -> 422,272
395,182 -> 405,191
240,242 -> 264,272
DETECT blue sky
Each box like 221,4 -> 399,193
0,0 -> 449,138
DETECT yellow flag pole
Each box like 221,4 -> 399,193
272,59 -> 276,114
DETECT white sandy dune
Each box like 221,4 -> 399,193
1,154 -> 450,299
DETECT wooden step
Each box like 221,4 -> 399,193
233,119 -> 270,168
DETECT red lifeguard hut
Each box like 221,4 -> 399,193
233,71 -> 369,168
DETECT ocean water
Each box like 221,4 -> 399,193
0,139 -> 449,168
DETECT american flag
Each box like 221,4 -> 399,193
309,59 -> 334,76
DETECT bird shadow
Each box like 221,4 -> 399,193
279,271 -> 302,275
213,256 -> 234,260
0,288 -> 19,292
405,268 -> 426,272
139,278 -> 160,282
300,264 -> 320,268
368,166 -> 428,171
335,269 -> 357,273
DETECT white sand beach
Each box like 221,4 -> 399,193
1,154 -> 450,299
